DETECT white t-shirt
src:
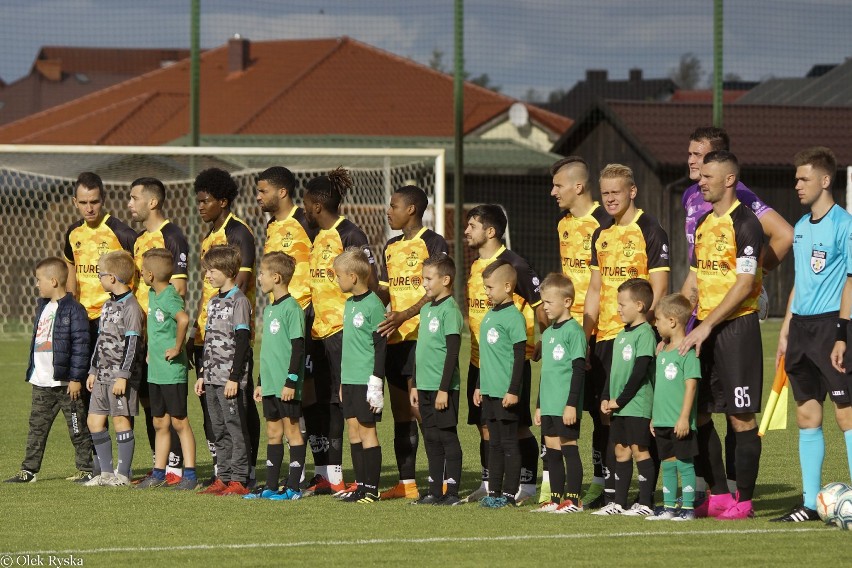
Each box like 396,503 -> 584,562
29,301 -> 62,387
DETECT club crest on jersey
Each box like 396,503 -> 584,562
326,268 -> 336,282
665,362 -> 677,380
97,241 -> 110,256
429,317 -> 439,333
628,267 -> 639,279
811,250 -> 826,274
553,344 -> 565,361
269,318 -> 281,335
719,261 -> 730,276
282,231 -> 294,247
622,344 -> 633,361
321,244 -> 334,260
353,312 -> 365,328
715,234 -> 728,252
155,308 -> 165,324
406,252 -> 419,267
412,276 -> 422,288
624,240 -> 635,258
562,231 -> 570,240
486,327 -> 499,344
583,234 -> 592,251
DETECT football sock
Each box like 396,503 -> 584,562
351,442 -> 364,489
363,446 -> 382,495
604,441 -> 616,502
91,430 -> 113,475
183,467 -> 197,481
424,425 -> 444,497
266,443 -> 284,491
488,425 -> 505,496
845,430 -> 852,484
501,421 -> 522,498
563,444 -> 582,502
247,400 -> 261,472
592,415 -> 609,482
441,427 -> 462,497
697,421 -> 728,495
287,443 -> 306,491
614,459 -> 633,508
799,427 -> 824,510
479,438 -> 490,485
677,458 -> 696,509
116,430 -> 134,478
648,436 -> 661,493
518,435 -> 539,492
734,427 -> 761,502
152,468 -> 166,481
662,460 -> 678,508
168,426 -> 183,472
636,458 -> 655,507
328,404 -> 344,468
394,421 -> 419,482
546,447 -> 564,502
725,420 -> 737,482
303,403 -> 330,475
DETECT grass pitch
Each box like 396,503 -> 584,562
1,320 -> 850,566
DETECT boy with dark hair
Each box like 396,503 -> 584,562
593,278 -> 656,516
409,254 -> 464,505
196,245 -> 254,496
5,258 -> 94,484
84,250 -> 144,487
377,185 -> 448,500
247,251 -> 307,501
532,273 -> 586,513
334,248 -> 387,503
474,260 -> 528,508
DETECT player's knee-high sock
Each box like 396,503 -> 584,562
734,428 -> 761,502
518,435 -> 539,493
168,427 -> 183,473
266,443 -> 284,491
350,442 -> 364,490
328,404 -> 344,485
303,403 -> 329,479
845,430 -> 852,484
479,438 -> 490,488
91,430 -> 113,475
546,447 -> 565,502
696,421 -> 728,495
363,446 -> 382,495
116,430 -> 135,478
423,425 -> 444,497
539,439 -> 549,492
590,410 -> 607,484
636,458 -> 655,507
488,425 -> 505,497
604,441 -> 616,503
501,421 -> 521,499
563,444 -> 583,503
677,459 -> 696,509
614,459 -> 632,508
287,443 -> 306,491
394,421 -> 418,482
725,420 -> 737,486
441,427 -> 463,497
661,460 -> 678,508
799,427 -> 824,510
247,399 -> 260,477
648,436 -> 661,495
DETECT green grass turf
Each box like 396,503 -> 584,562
1,320 -> 851,566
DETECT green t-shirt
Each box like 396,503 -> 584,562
609,321 -> 656,418
653,346 -> 700,429
259,294 -> 305,399
539,318 -> 586,417
146,285 -> 188,385
341,291 -> 385,386
479,302 -> 527,398
414,295 -> 463,391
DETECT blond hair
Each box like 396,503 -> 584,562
201,245 -> 241,279
541,272 -> 574,301
656,293 -> 693,327
142,248 -> 174,283
98,250 -> 135,284
333,247 -> 371,281
599,163 -> 635,187
261,251 -> 296,285
35,257 -> 69,286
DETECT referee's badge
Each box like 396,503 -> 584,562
811,250 -> 826,274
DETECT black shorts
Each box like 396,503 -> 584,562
341,383 -> 382,424
481,395 -> 521,423
654,427 -> 698,461
467,362 -> 532,427
697,312 -> 763,415
262,395 -> 302,420
610,415 -> 652,448
786,313 -> 851,404
148,382 -> 188,418
418,389 -> 460,429
386,341 -> 416,390
585,337 -> 613,412
540,414 -> 581,441
322,331 -> 343,405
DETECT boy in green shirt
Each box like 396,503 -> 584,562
335,247 -> 387,504
247,251 -> 306,501
593,278 -> 656,516
532,273 -> 587,513
409,254 -> 464,506
474,260 -> 527,508
647,293 -> 699,521
135,248 -> 197,489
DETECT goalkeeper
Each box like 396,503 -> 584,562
334,248 -> 387,504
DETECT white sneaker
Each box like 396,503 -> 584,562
591,502 -> 624,515
515,483 -> 537,505
646,508 -> 677,520
623,503 -> 655,516
531,501 -> 560,513
105,473 -> 130,486
462,483 -> 488,503
84,472 -> 114,486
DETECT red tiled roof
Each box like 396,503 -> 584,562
35,46 -> 191,75
0,37 -> 571,145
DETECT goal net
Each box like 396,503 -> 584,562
0,145 -> 445,334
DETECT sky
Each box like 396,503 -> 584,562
0,0 -> 850,99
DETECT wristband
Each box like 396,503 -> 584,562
287,373 -> 299,383
837,319 -> 848,343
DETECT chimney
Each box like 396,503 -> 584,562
586,69 -> 608,83
629,68 -> 642,82
228,35 -> 250,73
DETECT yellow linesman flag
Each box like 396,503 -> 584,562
759,356 -> 789,436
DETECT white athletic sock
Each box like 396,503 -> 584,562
327,464 -> 343,485
165,465 -> 182,477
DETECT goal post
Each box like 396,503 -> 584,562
0,144 -> 445,333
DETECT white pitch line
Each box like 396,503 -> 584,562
4,527 -> 827,556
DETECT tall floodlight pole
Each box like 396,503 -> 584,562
453,0 -> 465,304
713,0 -> 723,127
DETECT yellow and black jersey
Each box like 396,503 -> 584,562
467,245 -> 542,367
590,209 -> 670,341
265,207 -> 315,309
691,200 -> 763,321
134,220 -> 189,315
63,214 -> 137,320
195,213 -> 256,344
380,227 -> 448,344
309,217 -> 375,339
558,203 -> 612,321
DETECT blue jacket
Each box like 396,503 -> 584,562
26,293 -> 91,383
